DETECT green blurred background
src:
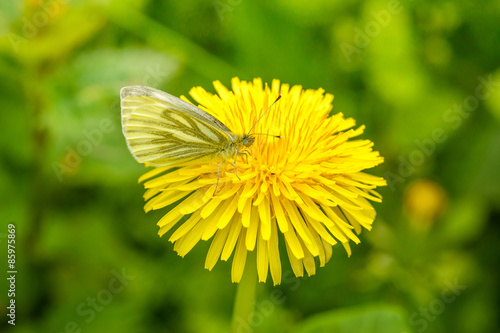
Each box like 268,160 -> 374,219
1,0 -> 500,332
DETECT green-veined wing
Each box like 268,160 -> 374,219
120,86 -> 234,166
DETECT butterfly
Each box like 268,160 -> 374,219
120,85 -> 280,193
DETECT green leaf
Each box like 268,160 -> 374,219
293,304 -> 412,333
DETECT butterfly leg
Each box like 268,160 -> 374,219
233,148 -> 241,180
214,161 -> 224,196
239,149 -> 252,163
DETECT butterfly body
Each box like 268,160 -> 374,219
120,85 -> 254,169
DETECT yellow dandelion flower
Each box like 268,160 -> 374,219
124,77 -> 386,285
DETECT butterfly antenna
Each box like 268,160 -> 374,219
251,133 -> 281,139
247,94 -> 282,135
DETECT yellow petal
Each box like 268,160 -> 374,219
256,232 -> 269,283
270,194 -> 289,233
221,217 -> 242,261
257,194 -> 271,240
285,242 -> 304,278
283,227 -> 305,260
245,205 -> 259,251
281,200 -> 314,247
268,219 -> 282,285
231,230 -> 248,283
241,198 -> 253,228
205,225 -> 231,270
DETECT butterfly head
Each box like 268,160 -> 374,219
232,134 -> 255,153
241,134 -> 255,147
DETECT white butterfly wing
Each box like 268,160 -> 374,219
120,86 -> 233,166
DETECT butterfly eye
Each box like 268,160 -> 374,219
242,136 -> 255,146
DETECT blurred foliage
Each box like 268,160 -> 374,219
1,0 -> 499,332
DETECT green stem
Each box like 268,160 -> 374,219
231,251 -> 258,333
